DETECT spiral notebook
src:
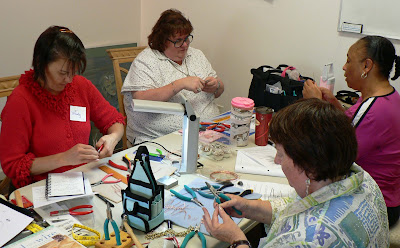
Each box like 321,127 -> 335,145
45,171 -> 86,199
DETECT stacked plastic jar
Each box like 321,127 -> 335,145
230,97 -> 254,146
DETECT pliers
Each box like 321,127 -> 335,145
191,183 -> 253,198
91,173 -> 121,187
181,224 -> 206,248
206,182 -> 242,215
50,205 -> 93,216
104,202 -> 121,246
200,122 -> 230,132
170,185 -> 204,208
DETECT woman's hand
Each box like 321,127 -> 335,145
96,133 -> 120,159
202,77 -> 219,93
202,205 -> 247,244
302,79 -> 322,99
62,144 -> 99,165
177,76 -> 205,94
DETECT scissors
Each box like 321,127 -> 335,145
50,205 -> 93,216
200,122 -> 230,132
181,224 -> 206,248
205,182 -> 242,215
91,173 -> 121,187
170,185 -> 204,208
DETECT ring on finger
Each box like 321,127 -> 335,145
197,87 -> 202,93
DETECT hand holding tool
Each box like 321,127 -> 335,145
170,185 -> 204,208
97,144 -> 104,153
181,224 -> 206,248
205,182 -> 243,216
91,173 -> 122,187
50,205 -> 93,216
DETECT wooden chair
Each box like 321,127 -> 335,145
0,75 -> 20,198
106,46 -> 146,149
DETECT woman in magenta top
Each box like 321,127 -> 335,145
0,26 -> 125,188
303,35 -> 400,227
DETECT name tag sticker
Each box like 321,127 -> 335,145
70,105 -> 86,122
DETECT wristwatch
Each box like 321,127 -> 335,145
230,240 -> 252,248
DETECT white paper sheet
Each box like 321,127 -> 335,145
234,145 -> 285,177
0,203 -> 33,247
234,179 -> 295,201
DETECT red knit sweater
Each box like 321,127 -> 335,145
0,70 -> 125,188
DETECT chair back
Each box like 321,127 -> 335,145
0,75 -> 19,98
106,46 -> 146,149
0,75 -> 19,196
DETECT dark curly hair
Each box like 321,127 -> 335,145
148,9 -> 193,52
269,98 -> 358,181
32,25 -> 86,82
358,35 -> 400,81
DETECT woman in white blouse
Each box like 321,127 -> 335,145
121,9 -> 224,144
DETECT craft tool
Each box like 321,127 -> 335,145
91,173 -> 121,187
206,182 -> 243,216
50,205 -> 93,216
170,185 -> 204,208
99,165 -> 128,184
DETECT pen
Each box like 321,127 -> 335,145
95,194 -> 114,207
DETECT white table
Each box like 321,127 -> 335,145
10,133 -> 288,247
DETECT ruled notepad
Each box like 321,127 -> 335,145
45,171 -> 86,199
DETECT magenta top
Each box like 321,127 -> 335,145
231,97 -> 254,110
346,89 -> 400,207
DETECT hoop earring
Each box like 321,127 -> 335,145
361,71 -> 368,79
305,178 -> 310,196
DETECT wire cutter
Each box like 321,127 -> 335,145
205,182 -> 243,215
104,202 -> 121,246
170,185 -> 204,208
181,224 -> 206,248
191,182 -> 235,199
50,205 -> 93,216
200,122 -> 230,132
91,173 -> 121,187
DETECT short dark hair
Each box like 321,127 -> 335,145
358,35 -> 400,81
269,98 -> 358,181
148,9 -> 193,52
32,25 -> 86,82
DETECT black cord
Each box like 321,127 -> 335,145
132,140 -> 203,168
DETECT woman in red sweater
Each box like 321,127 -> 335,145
0,26 -> 125,188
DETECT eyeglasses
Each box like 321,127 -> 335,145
167,34 -> 193,48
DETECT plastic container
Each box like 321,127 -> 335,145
255,107 -> 273,146
230,97 -> 254,146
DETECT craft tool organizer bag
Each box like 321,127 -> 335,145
122,146 -> 164,232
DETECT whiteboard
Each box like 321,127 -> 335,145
338,0 -> 400,40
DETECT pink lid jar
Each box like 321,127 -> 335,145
230,97 -> 254,146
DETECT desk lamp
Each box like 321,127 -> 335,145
132,94 -> 199,174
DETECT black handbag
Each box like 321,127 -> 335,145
248,65 -> 313,111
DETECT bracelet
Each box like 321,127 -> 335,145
214,80 -> 221,96
230,240 -> 252,248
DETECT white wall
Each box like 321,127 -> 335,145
140,0 -> 400,110
0,0 -> 141,77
